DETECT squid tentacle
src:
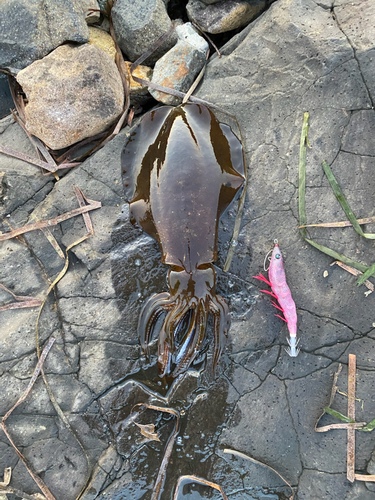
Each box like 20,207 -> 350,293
157,298 -> 194,377
171,299 -> 208,378
138,292 -> 173,357
210,294 -> 230,372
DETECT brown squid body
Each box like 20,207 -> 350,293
122,103 -> 245,378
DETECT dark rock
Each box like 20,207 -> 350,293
0,116 -> 54,220
16,43 -> 124,150
342,110 -> 375,155
187,0 -> 266,34
220,374 -> 302,485
334,0 -> 375,104
111,0 -> 178,65
0,0 -> 89,72
297,470 -> 375,500
0,75 -> 12,119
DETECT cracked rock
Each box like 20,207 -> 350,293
149,22 -> 209,105
16,43 -> 124,150
0,0 -> 89,71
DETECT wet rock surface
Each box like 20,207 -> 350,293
16,43 -> 124,150
1,0 -> 375,500
0,0 -> 89,71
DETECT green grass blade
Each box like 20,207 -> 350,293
324,407 -> 355,423
305,238 -> 368,273
359,418 -> 375,432
298,112 -> 309,239
356,261 -> 375,286
322,160 -> 365,237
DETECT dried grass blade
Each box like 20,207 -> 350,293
223,448 -> 294,500
132,403 -> 179,500
191,22 -> 221,57
299,112 -> 309,239
354,474 -> 375,482
182,50 -> 208,104
300,215 -> 375,228
0,467 -> 11,487
0,144 -> 79,173
347,354 -> 356,482
0,195 -> 101,241
35,234 -> 93,500
0,282 -> 42,311
315,364 -> 342,431
55,131 -> 107,164
74,186 -> 95,236
0,485 -> 47,500
11,112 -> 59,179
173,475 -> 228,500
41,228 -> 65,259
1,338 -> 56,500
7,75 -> 26,121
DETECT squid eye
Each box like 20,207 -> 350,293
275,254 -> 281,259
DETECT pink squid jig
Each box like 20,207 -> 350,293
254,239 -> 300,357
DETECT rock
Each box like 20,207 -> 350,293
16,43 -> 124,150
123,61 -> 153,104
88,26 -> 116,60
0,0 -> 89,72
149,22 -> 208,105
82,0 -> 101,24
0,115 -> 53,220
0,75 -> 12,119
187,0 -> 266,34
80,446 -> 121,500
111,0 -> 178,65
2,0 -> 375,499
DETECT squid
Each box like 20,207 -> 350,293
122,103 -> 245,378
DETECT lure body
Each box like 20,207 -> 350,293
121,102 -> 245,377
254,242 -> 299,356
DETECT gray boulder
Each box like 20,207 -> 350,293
187,0 -> 266,34
0,0 -> 89,72
111,0 -> 178,65
150,22 -> 209,105
16,43 -> 124,150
